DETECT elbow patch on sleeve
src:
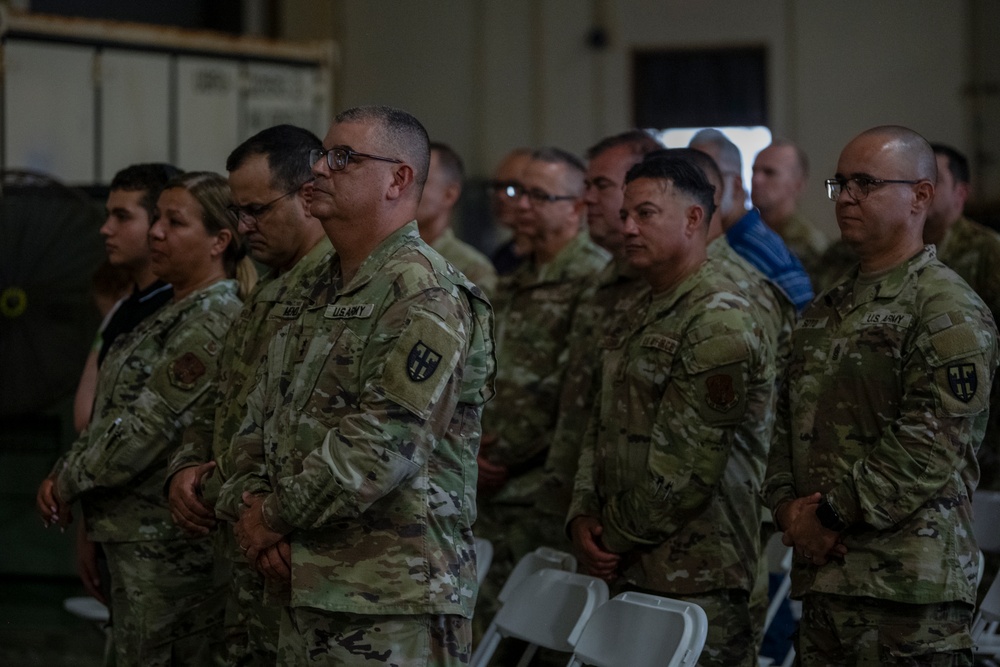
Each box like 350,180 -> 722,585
381,309 -> 463,419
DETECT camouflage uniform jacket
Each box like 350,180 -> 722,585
776,212 -> 829,284
167,237 -> 334,505
569,259 -> 775,595
484,230 -> 609,502
432,227 -> 498,298
937,216 -> 1000,491
53,279 -> 241,542
763,246 -> 999,605
709,236 -> 796,371
538,258 -> 649,518
218,222 -> 496,617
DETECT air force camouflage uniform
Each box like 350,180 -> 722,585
52,279 -> 241,667
570,259 -> 775,667
167,238 -> 332,664
764,246 -> 999,665
218,222 -> 495,666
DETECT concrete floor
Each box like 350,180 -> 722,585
0,577 -> 106,667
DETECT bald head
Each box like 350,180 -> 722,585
834,125 -> 936,273
853,125 -> 937,182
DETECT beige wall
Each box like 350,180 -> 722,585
283,0 -> 971,237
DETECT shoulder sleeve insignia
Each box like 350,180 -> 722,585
171,351 -> 206,389
704,373 -> 739,412
406,340 -> 442,382
947,363 -> 977,403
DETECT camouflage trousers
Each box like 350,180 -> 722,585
277,607 -> 471,666
619,584 -> 756,667
797,593 -> 974,666
220,526 -> 283,666
102,537 -> 226,666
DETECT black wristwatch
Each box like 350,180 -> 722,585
816,497 -> 848,532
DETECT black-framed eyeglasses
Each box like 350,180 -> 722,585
309,147 -> 402,172
487,180 -> 525,201
226,182 -> 307,225
825,176 -> 923,202
522,188 -> 577,205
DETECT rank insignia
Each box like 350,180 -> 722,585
406,341 -> 442,382
171,352 -> 206,389
705,373 -> 738,412
947,363 -> 977,403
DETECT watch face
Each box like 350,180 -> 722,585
817,500 -> 846,532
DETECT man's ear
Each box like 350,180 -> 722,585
443,182 -> 461,209
387,164 -> 415,201
912,179 -> 934,213
298,180 -> 315,210
685,204 -> 705,237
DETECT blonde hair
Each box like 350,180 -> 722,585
163,171 -> 257,297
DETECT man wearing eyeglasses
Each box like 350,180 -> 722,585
474,146 -> 610,633
488,147 -> 534,275
219,106 -> 495,665
165,123 -> 331,665
764,125 -> 999,666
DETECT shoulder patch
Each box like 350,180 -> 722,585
946,363 -> 978,403
704,373 -> 740,412
382,310 -> 463,419
406,341 -> 442,382
171,352 -> 206,389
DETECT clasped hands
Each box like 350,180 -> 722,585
233,491 -> 291,584
776,492 -> 848,566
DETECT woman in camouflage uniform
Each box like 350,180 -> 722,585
37,172 -> 253,666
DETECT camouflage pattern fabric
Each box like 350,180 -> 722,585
277,608 -> 471,666
53,279 -> 242,541
812,238 -> 858,294
218,221 -> 496,620
937,217 -> 1000,492
777,211 -> 829,286
537,258 -> 649,526
432,227 -> 498,298
481,230 -> 609,502
168,239 -> 332,666
764,246 -> 999,607
50,279 -> 240,666
708,236 -> 796,370
797,592 -> 973,666
103,538 -> 225,667
570,258 -> 775,597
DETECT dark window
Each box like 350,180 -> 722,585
633,47 -> 768,129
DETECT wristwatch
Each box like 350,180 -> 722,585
816,497 -> 848,532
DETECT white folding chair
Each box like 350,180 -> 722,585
470,568 -> 608,667
474,537 -> 494,587
974,569 -> 1000,658
973,490 -> 1000,553
496,546 -> 577,607
63,596 -> 110,624
566,591 -> 708,667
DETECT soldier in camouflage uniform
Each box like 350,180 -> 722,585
166,125 -> 331,665
416,141 -> 498,297
474,146 -> 609,632
37,172 -> 249,666
569,156 -> 775,667
764,126 -> 999,666
218,106 -> 496,666
537,131 -> 661,545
